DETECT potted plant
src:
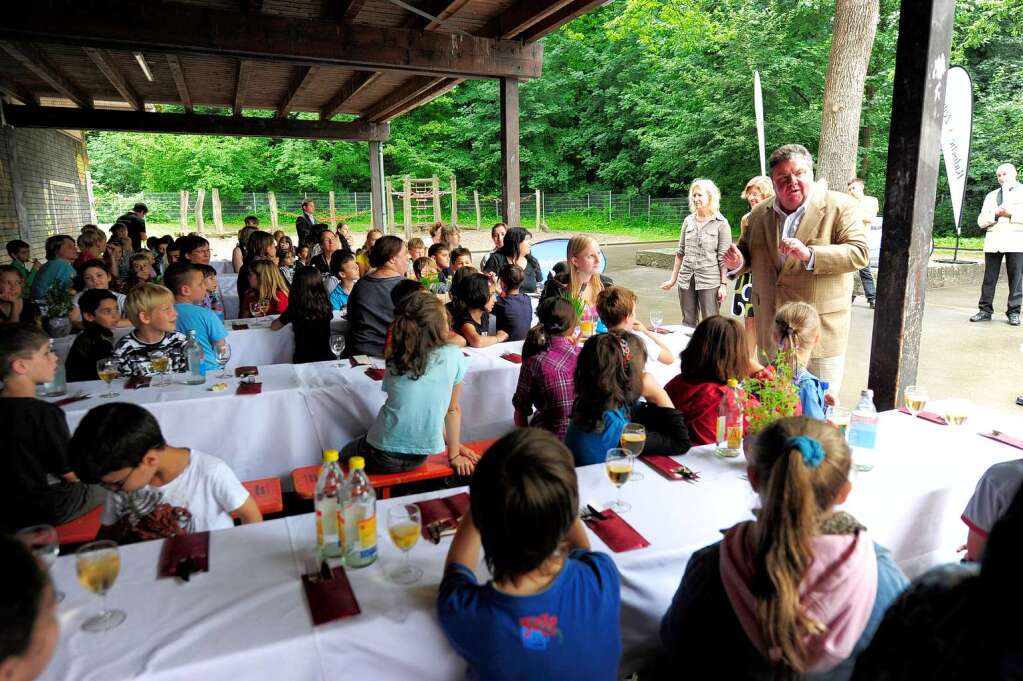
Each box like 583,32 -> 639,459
43,281 -> 73,338
741,352 -> 802,457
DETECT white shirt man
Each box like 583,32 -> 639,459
847,178 -> 878,308
971,163 -> 1023,326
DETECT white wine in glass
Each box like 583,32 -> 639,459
76,540 -> 126,632
605,448 -> 633,513
150,352 -> 170,387
944,399 -> 969,427
825,406 -> 852,439
904,385 -> 928,417
620,423 -> 646,481
386,505 -> 423,584
16,524 -> 64,603
96,359 -> 120,398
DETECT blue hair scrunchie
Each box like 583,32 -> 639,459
786,435 -> 825,469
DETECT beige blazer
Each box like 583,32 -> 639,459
736,188 -> 868,358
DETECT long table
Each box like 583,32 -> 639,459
38,410 -> 1023,681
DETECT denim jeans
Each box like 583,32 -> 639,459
340,435 -> 429,474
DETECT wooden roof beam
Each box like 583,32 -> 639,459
0,0 -> 544,80
517,0 -> 610,41
165,54 -> 193,113
276,65 -> 320,118
401,0 -> 473,31
0,41 -> 91,109
0,80 -> 37,106
375,77 -> 462,121
3,105 -> 390,141
233,60 -> 252,116
362,75 -> 444,122
484,0 -> 578,39
319,70 -> 379,120
83,47 -> 143,111
338,0 -> 369,20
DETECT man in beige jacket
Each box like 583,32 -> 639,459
723,144 -> 868,395
971,163 -> 1023,326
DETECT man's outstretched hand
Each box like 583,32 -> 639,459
723,244 -> 744,271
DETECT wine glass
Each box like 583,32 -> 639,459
76,540 -> 126,632
95,359 -> 120,398
604,448 -> 633,513
904,385 -> 928,417
16,525 -> 64,603
386,505 -> 423,584
249,301 -> 262,318
150,351 -> 169,387
825,406 -> 852,439
216,343 -> 232,378
620,423 -> 646,481
943,398 -> 969,427
258,299 -> 271,317
649,309 -> 664,332
330,334 -> 346,367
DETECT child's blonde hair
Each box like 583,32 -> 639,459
77,229 -> 106,251
124,283 -> 175,326
249,259 -> 289,301
567,235 -> 604,304
773,302 -> 821,368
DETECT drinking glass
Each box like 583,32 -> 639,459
604,448 -> 633,513
825,406 -> 852,439
95,359 -> 120,398
330,334 -> 346,367
649,309 -> 664,331
620,423 -> 646,481
386,505 -> 423,584
943,398 -> 969,427
258,299 -> 271,317
16,525 -> 64,603
904,385 -> 928,417
249,301 -> 262,318
216,343 -> 232,378
150,351 -> 170,387
76,540 -> 126,632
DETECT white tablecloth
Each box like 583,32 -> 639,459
218,273 -> 239,320
40,410 -> 1023,681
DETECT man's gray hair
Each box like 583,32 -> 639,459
768,144 -> 814,173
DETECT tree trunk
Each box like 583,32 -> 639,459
859,82 -> 877,178
817,0 -> 880,191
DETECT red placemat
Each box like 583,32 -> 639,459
234,366 -> 259,378
365,367 -> 385,381
650,327 -> 673,335
642,455 -> 699,481
897,407 -> 947,425
981,431 -> 1023,451
236,382 -> 262,395
302,566 -> 361,626
583,508 -> 650,553
52,394 -> 90,408
500,352 -> 522,364
158,532 -> 210,579
414,493 -> 469,542
124,375 -> 151,390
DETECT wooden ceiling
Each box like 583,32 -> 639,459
0,0 -> 608,140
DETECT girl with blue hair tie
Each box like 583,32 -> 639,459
773,301 -> 829,419
660,416 -> 908,680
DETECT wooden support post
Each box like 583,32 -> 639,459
473,190 -> 481,230
385,178 -> 396,231
328,190 -> 336,227
500,77 -> 521,229
1,128 -> 31,247
267,191 -> 279,229
431,176 -> 442,224
867,0 -> 955,410
450,176 -> 458,227
179,191 -> 189,234
535,189 -> 541,229
369,141 -> 385,232
194,188 -> 206,235
211,188 -> 224,235
402,176 -> 413,241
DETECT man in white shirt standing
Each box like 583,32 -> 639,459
972,163 -> 1023,326
847,177 -> 879,309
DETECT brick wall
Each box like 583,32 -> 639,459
0,127 -> 92,261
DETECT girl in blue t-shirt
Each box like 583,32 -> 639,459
340,290 -> 478,476
564,331 -> 689,467
773,301 -> 827,420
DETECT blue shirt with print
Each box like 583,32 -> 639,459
174,303 -> 228,373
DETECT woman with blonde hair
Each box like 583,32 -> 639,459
660,178 -> 732,328
540,235 -> 613,316
734,176 -> 774,359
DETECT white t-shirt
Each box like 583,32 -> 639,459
101,449 -> 250,533
73,289 -> 126,314
639,331 -> 670,366
962,458 -> 1023,536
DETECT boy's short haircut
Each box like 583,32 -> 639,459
69,402 -> 165,484
0,323 -> 50,380
196,263 -> 217,278
595,286 -> 637,328
146,236 -> 160,251
329,249 -> 356,278
469,428 -> 578,584
0,534 -> 50,665
123,283 -> 175,326
159,235 -> 175,246
498,264 -> 524,291
428,243 -> 449,258
6,239 -> 29,256
450,246 -> 472,263
77,230 -> 105,250
44,235 -> 72,260
243,215 -> 259,226
79,288 -> 117,316
390,278 -> 425,307
408,237 -> 425,251
412,256 -> 435,278
162,262 -> 199,296
133,202 -> 148,214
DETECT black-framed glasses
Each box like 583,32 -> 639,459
101,465 -> 138,493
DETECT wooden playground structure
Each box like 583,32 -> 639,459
385,175 -> 468,238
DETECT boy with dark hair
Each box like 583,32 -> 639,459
164,262 -> 227,374
69,402 -> 261,540
30,235 -> 77,300
116,202 -> 148,252
66,289 -> 119,382
113,283 -> 189,377
493,264 -> 532,342
6,239 -> 39,297
0,324 -> 105,531
329,250 -> 359,311
450,247 -> 473,274
595,285 -> 673,365
0,535 -> 60,681
439,428 -> 621,680
244,215 -> 259,228
429,243 -> 451,282
196,263 -> 225,319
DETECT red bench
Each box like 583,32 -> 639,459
292,439 -> 496,500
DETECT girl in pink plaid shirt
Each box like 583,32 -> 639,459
513,297 -> 580,439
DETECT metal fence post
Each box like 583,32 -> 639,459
608,191 -> 612,223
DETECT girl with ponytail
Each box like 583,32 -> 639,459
512,296 -> 579,439
661,416 -> 907,680
773,302 -> 827,419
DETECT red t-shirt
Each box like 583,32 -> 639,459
664,377 -> 729,446
241,289 -> 289,317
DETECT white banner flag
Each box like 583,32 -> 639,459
940,65 -> 973,234
754,71 -> 766,177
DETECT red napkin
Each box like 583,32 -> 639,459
365,367 -> 385,381
583,508 -> 650,553
231,323 -> 249,330
897,407 -> 947,425
500,352 -> 523,364
414,493 -> 469,542
642,455 -> 698,481
234,366 -> 259,378
124,375 -> 151,390
981,431 -> 1023,451
650,327 -> 673,335
236,382 -> 262,395
158,532 -> 210,579
52,394 -> 90,408
302,566 -> 361,626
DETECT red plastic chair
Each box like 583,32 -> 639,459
55,505 -> 102,545
239,477 -> 284,516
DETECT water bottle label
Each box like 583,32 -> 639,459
357,514 -> 376,549
316,510 -> 324,546
850,426 -> 877,448
726,424 -> 743,449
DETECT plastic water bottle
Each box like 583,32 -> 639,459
315,449 -> 344,560
341,456 -> 377,568
184,330 -> 205,384
715,378 -> 744,458
42,340 -> 67,397
848,389 -> 878,471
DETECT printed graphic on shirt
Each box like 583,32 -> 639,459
110,488 -> 194,540
519,613 -> 562,651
